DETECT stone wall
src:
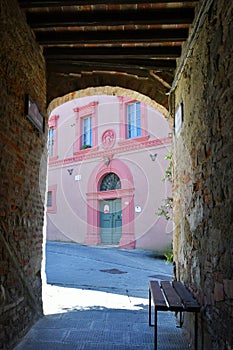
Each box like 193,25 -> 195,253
173,0 -> 233,349
0,1 -> 47,348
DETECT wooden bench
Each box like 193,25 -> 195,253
149,280 -> 200,350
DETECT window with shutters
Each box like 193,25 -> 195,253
47,185 -> 57,213
82,116 -> 92,148
127,101 -> 141,139
73,101 -> 98,153
118,97 -> 148,142
48,115 -> 59,160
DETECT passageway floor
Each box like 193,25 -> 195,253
15,242 -> 191,350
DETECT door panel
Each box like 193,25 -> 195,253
100,199 -> 122,245
113,199 -> 122,244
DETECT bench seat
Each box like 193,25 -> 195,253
149,280 -> 200,350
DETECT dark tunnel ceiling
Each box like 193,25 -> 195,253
18,1 -> 199,104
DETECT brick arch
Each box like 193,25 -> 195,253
47,72 -> 170,111
47,85 -> 169,120
85,158 -> 135,249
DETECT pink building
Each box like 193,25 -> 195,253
47,95 -> 172,251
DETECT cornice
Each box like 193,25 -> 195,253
49,137 -> 172,167
73,101 -> 98,115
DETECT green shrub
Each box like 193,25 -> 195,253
163,243 -> 173,263
81,144 -> 92,149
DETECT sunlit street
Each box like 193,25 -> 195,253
43,242 -> 172,315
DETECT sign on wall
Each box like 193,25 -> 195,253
104,204 -> 110,214
25,94 -> 45,133
135,206 -> 142,213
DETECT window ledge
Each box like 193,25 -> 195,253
118,135 -> 150,146
74,146 -> 99,156
47,207 -> 57,214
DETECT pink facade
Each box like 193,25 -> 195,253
47,95 -> 172,251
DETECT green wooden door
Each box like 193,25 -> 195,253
100,199 -> 122,245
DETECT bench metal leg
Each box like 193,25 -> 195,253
149,288 -> 153,327
194,312 -> 198,350
176,311 -> 184,328
154,309 -> 157,350
148,288 -> 157,349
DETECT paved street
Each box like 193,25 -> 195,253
15,242 -> 190,349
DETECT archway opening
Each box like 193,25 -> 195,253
43,86 -> 172,315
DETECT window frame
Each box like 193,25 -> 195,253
118,97 -> 148,142
47,190 -> 53,207
47,185 -> 57,214
48,127 -> 55,157
73,101 -> 98,154
127,101 -> 141,139
48,115 -> 59,160
82,115 -> 92,147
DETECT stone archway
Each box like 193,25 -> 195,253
48,86 -> 169,121
85,158 -> 135,248
47,72 -> 171,111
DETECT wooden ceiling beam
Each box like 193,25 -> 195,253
44,46 -> 181,58
46,61 -> 175,79
36,28 -> 189,45
46,58 -> 176,71
19,1 -> 198,8
26,8 -> 195,28
18,0 -> 199,101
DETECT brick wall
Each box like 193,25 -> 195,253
173,0 -> 233,348
0,1 -> 47,348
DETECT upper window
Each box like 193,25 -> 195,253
82,116 -> 92,148
48,128 -> 55,157
48,115 -> 59,160
73,101 -> 98,153
118,97 -> 148,142
127,102 -> 141,139
100,173 -> 121,191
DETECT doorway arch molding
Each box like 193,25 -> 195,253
85,158 -> 135,248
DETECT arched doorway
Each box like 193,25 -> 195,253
85,159 -> 135,248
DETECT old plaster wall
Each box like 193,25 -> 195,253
173,0 -> 233,349
0,1 -> 47,348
